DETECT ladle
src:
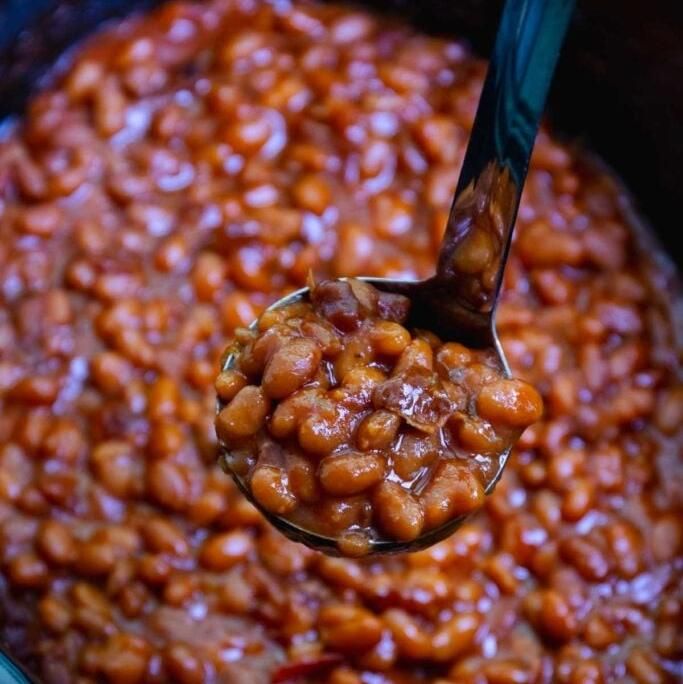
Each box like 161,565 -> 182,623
217,0 -> 575,554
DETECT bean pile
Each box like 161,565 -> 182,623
0,0 -> 680,682
217,278 -> 542,555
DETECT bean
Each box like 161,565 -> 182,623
319,604 -> 383,653
431,612 -> 480,661
224,117 -> 271,154
517,220 -> 584,267
482,553 -> 519,594
483,660 -> 534,684
435,342 -> 473,375
146,461 -> 190,511
356,410 -> 401,451
251,466 -> 297,514
392,430 -> 440,479
262,338 -> 321,398
216,386 -> 270,441
626,648 -> 664,684
37,520 -> 77,566
369,321 -> 411,355
373,481 -> 424,542
382,608 -> 432,660
559,537 -> 610,581
38,595 -> 72,633
371,192 -> 414,238
98,633 -> 150,684
90,352 -> 133,396
583,614 -> 618,650
8,553 -> 49,587
393,339 -> 433,375
333,337 -> 374,382
94,77 -> 127,136
221,292 -> 258,333
163,574 -> 196,607
651,514 -> 682,562
17,204 -> 62,237
192,252 -> 226,302
142,518 -> 189,557
604,521 -> 642,579
456,416 -> 504,454
292,173 -> 331,214
319,451 -> 385,496
269,388 -> 324,438
298,411 -> 348,456
286,455 -> 319,503
199,531 -> 253,571
561,478 -> 596,522
537,589 -> 577,643
164,644 -> 204,684
477,379 -> 544,428
342,367 -> 386,397
421,461 -> 485,530
215,369 -> 248,402
75,540 -> 117,576
414,115 -> 461,163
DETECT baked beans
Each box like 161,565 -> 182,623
0,0 -> 679,682
217,279 -> 542,553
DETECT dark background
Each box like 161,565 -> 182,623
1,0 -> 682,265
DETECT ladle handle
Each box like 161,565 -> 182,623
0,650 -> 39,684
436,0 -> 575,315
